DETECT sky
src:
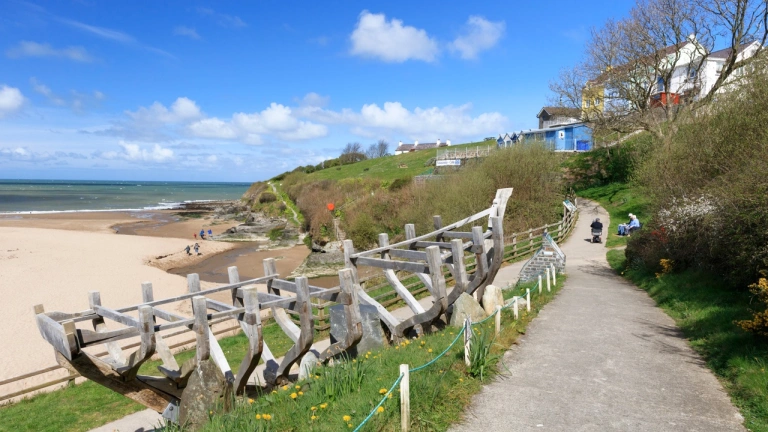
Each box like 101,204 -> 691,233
0,0 -> 632,182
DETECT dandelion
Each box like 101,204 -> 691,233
264,414 -> 272,421
353,359 -> 357,363
290,392 -> 298,399
320,403 -> 328,409
256,414 -> 262,420
271,390 -> 277,394
459,378 -> 464,382
379,388 -> 387,394
298,391 -> 304,396
311,415 -> 318,420
248,398 -> 254,404
395,346 -> 399,350
311,406 -> 317,411
282,385 -> 288,391
367,351 -> 371,355
420,341 -> 425,345
365,354 -> 369,359
376,406 -> 385,414
348,424 -> 353,428
428,348 -> 433,353
343,415 -> 352,422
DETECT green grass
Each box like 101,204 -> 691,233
608,249 -> 768,432
167,277 -> 564,431
0,322 -> 316,432
578,182 -> 650,248
298,141 -> 493,182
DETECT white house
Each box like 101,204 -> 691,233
394,139 -> 451,155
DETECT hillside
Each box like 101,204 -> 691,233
294,140 -> 494,182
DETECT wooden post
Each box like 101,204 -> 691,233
551,264 -> 557,285
513,298 -> 519,320
538,275 -> 542,294
526,288 -> 531,312
187,273 -> 201,293
546,268 -> 551,292
192,296 -> 210,364
512,234 -> 518,255
463,318 -> 471,367
494,306 -> 501,335
227,266 -> 241,306
400,364 -> 410,432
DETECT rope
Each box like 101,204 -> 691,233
353,373 -> 404,432
409,326 -> 466,373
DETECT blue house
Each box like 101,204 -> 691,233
505,123 -> 592,152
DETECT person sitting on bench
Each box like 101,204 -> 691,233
627,214 -> 641,235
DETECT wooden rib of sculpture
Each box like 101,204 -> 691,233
344,188 -> 512,342
33,261 -> 363,420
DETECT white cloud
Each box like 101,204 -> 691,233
57,18 -> 173,58
126,97 -> 203,124
350,11 -> 439,63
99,142 -> 174,163
0,85 -> 25,118
174,26 -> 201,40
6,41 -> 93,62
188,103 -> 328,144
206,155 -> 218,163
197,7 -> 247,28
450,16 -> 505,60
30,78 -> 65,106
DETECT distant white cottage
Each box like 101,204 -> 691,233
394,139 -> 451,155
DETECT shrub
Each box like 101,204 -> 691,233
737,277 -> 768,338
259,192 -> 277,204
387,177 -> 411,191
347,213 -> 379,249
268,228 -> 284,241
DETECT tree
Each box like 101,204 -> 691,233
550,0 -> 768,141
340,142 -> 366,164
365,140 -> 390,159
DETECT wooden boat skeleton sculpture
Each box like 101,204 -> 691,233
32,187 -> 510,420
344,188 -> 512,342
33,261 -> 362,421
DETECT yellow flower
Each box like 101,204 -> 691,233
376,406 -> 384,414
295,385 -> 301,390
367,351 -> 371,355
209,411 -> 213,415
264,414 -> 272,421
379,388 -> 387,394
282,385 -> 288,391
271,390 -> 277,394
290,392 -> 298,399
365,354 -> 369,359
353,359 -> 357,363
405,340 -> 410,345
320,403 -> 328,409
311,415 -> 317,420
348,424 -> 353,428
256,414 -> 262,420
439,370 -> 444,373
388,393 -> 392,399
343,415 -> 352,422
311,406 -> 317,411
248,398 -> 254,404
459,378 -> 464,382
420,341 -> 425,345
428,348 -> 433,353
395,346 -> 399,350
298,391 -> 304,396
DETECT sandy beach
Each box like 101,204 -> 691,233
0,211 -> 241,398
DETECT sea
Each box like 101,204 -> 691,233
0,179 -> 252,213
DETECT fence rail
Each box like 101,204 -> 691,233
1,200 -> 577,402
436,145 -> 494,161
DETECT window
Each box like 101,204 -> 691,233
585,99 -> 591,107
594,97 -> 601,106
688,68 -> 697,80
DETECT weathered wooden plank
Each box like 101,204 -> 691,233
35,309 -> 78,361
351,208 -> 492,258
388,249 -> 428,261
192,296 -> 210,363
234,285 -> 262,394
92,305 -> 140,329
446,239 -> 469,305
89,291 -> 126,365
378,234 -> 425,315
141,282 -> 179,372
265,277 -> 314,385
425,246 -> 448,312
121,305 -> 156,380
263,259 -> 301,343
77,327 -> 139,346
405,225 -> 436,295
441,231 -> 475,239
355,256 -> 430,274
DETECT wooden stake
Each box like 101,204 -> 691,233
513,298 -> 519,320
400,364 -> 410,432
526,288 -> 531,312
464,318 -> 471,367
538,275 -> 543,294
546,268 -> 551,292
494,306 -> 501,335
551,264 -> 557,285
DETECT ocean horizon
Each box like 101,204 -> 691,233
0,179 -> 252,214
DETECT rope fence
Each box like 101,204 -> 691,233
353,262 -> 560,431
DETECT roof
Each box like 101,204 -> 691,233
518,122 -> 590,136
395,142 -> 448,152
709,42 -> 757,59
537,106 -> 581,119
587,40 -> 694,86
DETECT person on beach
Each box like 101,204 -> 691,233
200,229 -> 205,240
207,229 -> 212,239
185,245 -> 191,256
193,233 -> 197,239
194,243 -> 200,255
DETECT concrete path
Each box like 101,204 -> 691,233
451,200 -> 745,432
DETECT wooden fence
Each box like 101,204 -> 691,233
0,201 -> 577,402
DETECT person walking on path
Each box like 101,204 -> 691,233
451,200 -> 745,432
207,229 -> 212,239
184,245 -> 191,256
193,243 -> 200,256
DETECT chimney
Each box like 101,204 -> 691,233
398,140 -> 403,146
414,140 -> 419,146
446,139 -> 451,146
436,138 -> 441,145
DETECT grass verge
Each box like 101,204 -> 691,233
578,182 -> 650,248
607,249 -> 768,432
165,277 -> 564,431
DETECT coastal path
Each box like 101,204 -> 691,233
451,201 -> 745,431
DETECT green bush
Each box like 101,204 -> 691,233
387,177 -> 411,191
259,192 -> 277,204
347,213 -> 379,249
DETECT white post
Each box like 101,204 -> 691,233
495,305 -> 501,335
513,298 -> 519,320
546,268 -> 551,292
551,264 -> 557,285
464,318 -> 472,367
400,364 -> 410,432
526,288 -> 531,312
538,275 -> 543,294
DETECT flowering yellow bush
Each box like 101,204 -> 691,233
737,277 -> 768,337
656,258 -> 674,279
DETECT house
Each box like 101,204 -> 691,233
394,139 -> 451,155
581,36 -> 762,117
499,123 -> 592,152
536,107 -> 581,129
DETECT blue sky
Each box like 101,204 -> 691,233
0,0 -> 631,182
